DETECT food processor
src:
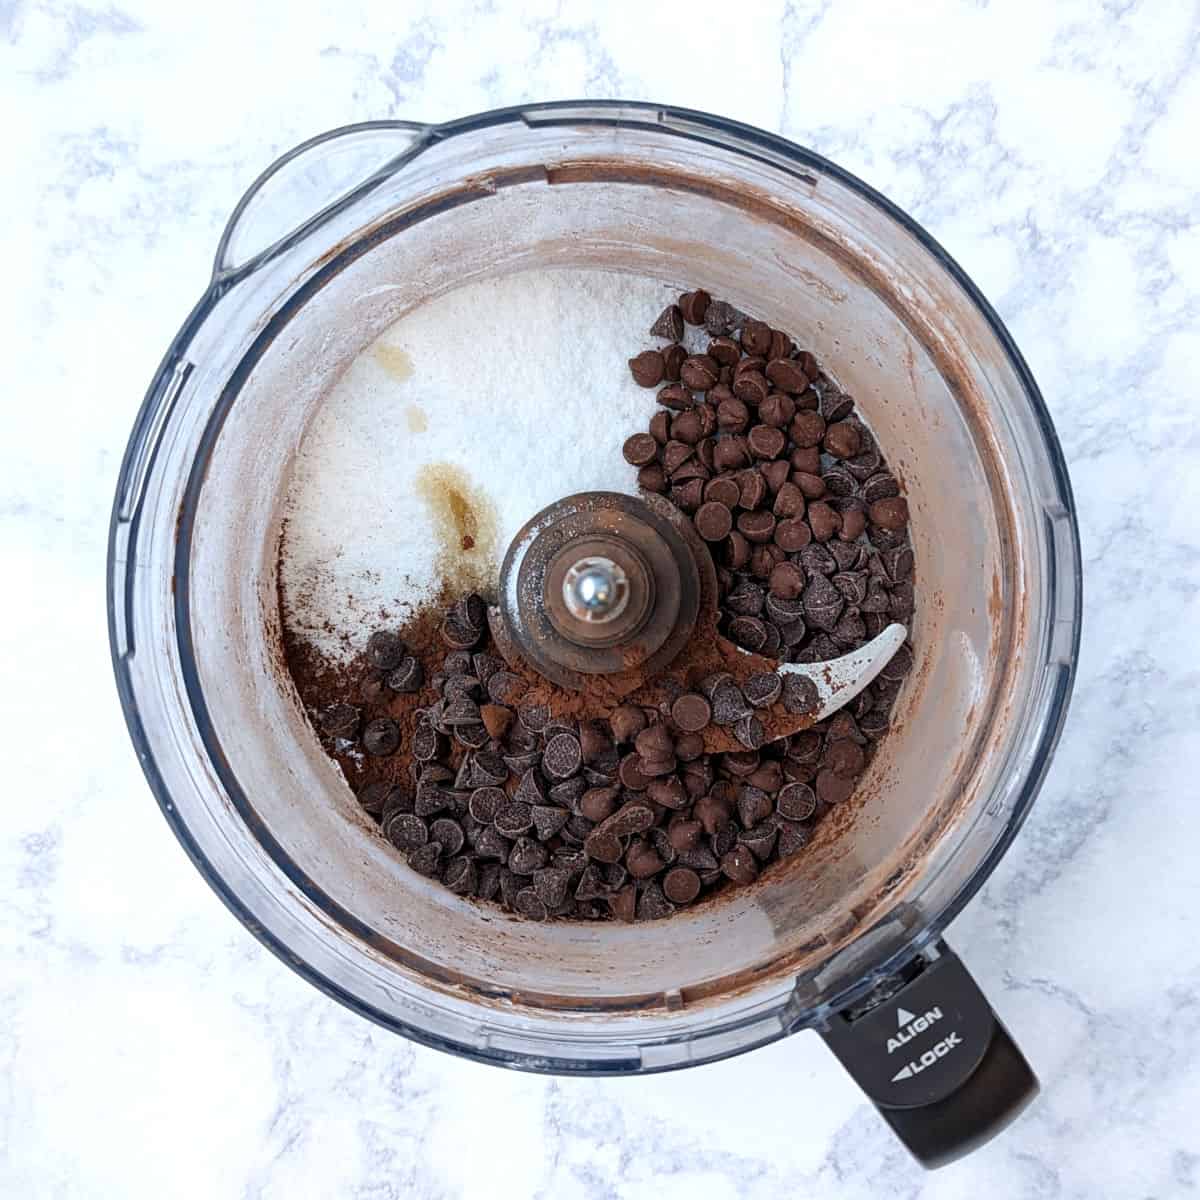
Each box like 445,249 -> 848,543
107,102 -> 1081,1167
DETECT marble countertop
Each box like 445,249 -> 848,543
5,1 -> 1200,1195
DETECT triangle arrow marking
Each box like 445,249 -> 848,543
891,1064 -> 913,1082
896,1007 -> 916,1026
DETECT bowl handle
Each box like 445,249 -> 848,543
819,940 -> 1038,1168
212,120 -> 432,281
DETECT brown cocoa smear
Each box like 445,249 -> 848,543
281,289 -> 916,922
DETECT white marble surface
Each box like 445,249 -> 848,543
4,1 -> 1200,1195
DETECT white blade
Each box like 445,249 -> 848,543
777,622 -> 908,721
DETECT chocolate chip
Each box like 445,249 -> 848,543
824,738 -> 866,779
824,420 -> 862,459
765,358 -> 808,393
777,782 -> 817,822
704,478 -> 742,512
704,299 -> 739,336
473,826 -> 510,862
732,370 -> 769,405
381,787 -> 416,823
319,703 -> 360,740
732,318 -> 766,356
831,609 -> 866,648
833,571 -> 869,606
617,753 -> 651,792
838,506 -> 867,541
442,856 -> 477,896
623,432 -> 659,466
802,573 -> 844,632
774,518 -> 812,552
758,392 -> 795,429
863,472 -> 900,504
542,732 -> 582,780
713,436 -> 749,471
356,781 -> 392,818
494,799 -> 534,838
793,471 -> 826,501
628,726 -> 668,766
781,674 -> 820,716
737,510 -> 776,544
716,395 -> 750,434
660,440 -> 692,476
512,888 -> 548,920
387,813 -> 428,852
723,582 -> 763,620
443,696 -> 483,728
362,717 -> 400,757
603,706 -> 643,748
749,543 -> 785,581
748,425 -> 787,460
644,776 -> 687,811
728,616 -> 768,651
529,805 -> 567,841
821,390 -> 855,422
509,835 -> 549,875
636,881 -> 675,921
708,684 -> 749,726
734,714 -> 765,750
860,709 -> 891,740
629,350 -> 665,388
440,615 -> 481,650
869,496 -> 910,530
777,820 -> 811,857
578,787 -> 617,824
735,785 -> 771,829
430,818 -> 465,857
637,463 -> 667,492
889,580 -> 916,620
708,336 -> 741,366
575,721 -> 611,766
822,465 -> 857,498
625,839 -> 665,879
815,768 -> 855,806
531,867 -> 570,910
670,693 -> 712,733
765,563 -> 803,602
880,544 -> 915,583
764,591 -> 806,625
662,867 -> 701,905
678,354 -> 718,392
366,631 -> 406,670
830,539 -> 868,572
869,523 -> 906,551
671,410 -> 704,446
651,304 -> 685,341
743,672 -> 783,708
467,786 -> 504,824
694,500 -> 733,542
407,842 -> 443,877
807,501 -> 841,542
720,845 -> 759,884
679,289 -> 711,325
657,383 -> 694,411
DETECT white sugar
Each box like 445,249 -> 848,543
279,269 -> 688,660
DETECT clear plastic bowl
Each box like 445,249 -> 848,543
108,103 -> 1080,1079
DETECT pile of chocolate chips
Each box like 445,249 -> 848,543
316,292 -> 916,922
624,290 -> 915,665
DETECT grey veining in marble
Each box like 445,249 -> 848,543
3,1 -> 1200,1196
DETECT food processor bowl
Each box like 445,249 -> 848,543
108,103 -> 1080,1165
